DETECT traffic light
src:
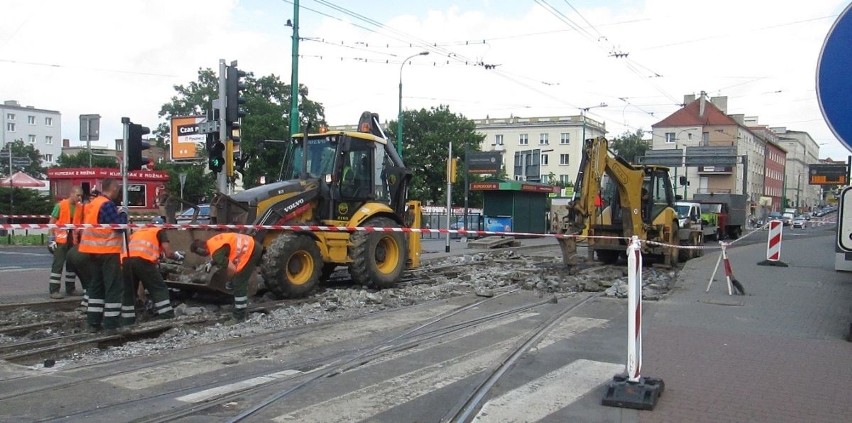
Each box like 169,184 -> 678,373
225,61 -> 246,143
127,123 -> 150,171
447,158 -> 458,183
207,134 -> 225,173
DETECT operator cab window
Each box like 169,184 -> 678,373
340,138 -> 375,199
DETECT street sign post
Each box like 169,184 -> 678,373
817,2 -> 852,151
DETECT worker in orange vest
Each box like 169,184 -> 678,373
77,179 -> 127,333
47,187 -> 85,299
120,228 -> 184,325
190,233 -> 262,321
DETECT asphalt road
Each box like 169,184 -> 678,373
0,246 -> 52,273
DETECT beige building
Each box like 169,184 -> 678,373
473,115 -> 606,185
771,127 -> 821,209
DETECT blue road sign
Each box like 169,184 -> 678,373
817,3 -> 852,152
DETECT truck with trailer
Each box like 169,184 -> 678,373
692,193 -> 749,239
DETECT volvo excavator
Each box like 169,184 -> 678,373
162,112 -> 421,298
557,137 -> 701,267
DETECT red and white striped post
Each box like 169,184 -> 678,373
602,235 -> 664,410
626,235 -> 643,382
758,219 -> 788,267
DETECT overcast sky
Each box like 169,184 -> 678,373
2,0 -> 850,159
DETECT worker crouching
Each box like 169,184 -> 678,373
190,233 -> 262,322
121,228 -> 184,326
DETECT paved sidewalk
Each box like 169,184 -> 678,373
640,233 -> 852,422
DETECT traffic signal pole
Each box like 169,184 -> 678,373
289,0 -> 300,136
121,117 -> 130,214
217,59 -> 228,194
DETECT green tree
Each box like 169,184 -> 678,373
0,140 -> 46,179
386,105 -> 485,207
55,151 -> 119,168
609,129 -> 649,164
0,187 -> 53,215
157,68 -> 325,190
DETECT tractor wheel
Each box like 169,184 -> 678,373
349,217 -> 407,289
595,250 -> 620,264
261,233 -> 322,299
665,221 -> 680,267
695,233 -> 704,257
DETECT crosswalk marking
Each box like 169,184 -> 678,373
0,266 -> 24,272
272,316 -> 612,423
273,337 -> 522,423
102,304 -> 459,390
534,317 -> 608,351
473,359 -> 623,423
176,369 -> 302,403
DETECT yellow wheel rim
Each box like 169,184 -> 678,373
286,251 -> 314,286
374,236 -> 400,275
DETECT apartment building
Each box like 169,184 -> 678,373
473,114 -> 606,185
771,127 -> 821,209
0,100 -> 62,165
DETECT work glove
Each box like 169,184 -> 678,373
47,235 -> 57,254
204,261 -> 214,273
172,251 -> 185,261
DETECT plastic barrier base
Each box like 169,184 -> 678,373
601,374 -> 665,411
757,259 -> 789,267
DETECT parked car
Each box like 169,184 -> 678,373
176,204 -> 211,225
792,215 -> 808,229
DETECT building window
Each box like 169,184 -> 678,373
560,154 -> 570,165
6,113 -> 15,120
44,154 -> 53,162
702,132 -> 710,143
560,174 -> 571,184
45,136 -> 53,145
541,154 -> 549,165
45,117 -> 53,126
495,134 -> 503,145
27,134 -> 35,144
539,133 -> 549,145
665,132 -> 675,143
6,122 -> 14,132
560,133 -> 570,145
519,134 -> 528,145
27,115 -> 35,124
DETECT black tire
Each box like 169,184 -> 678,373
348,217 -> 407,289
260,233 -> 322,299
666,221 -> 680,267
596,250 -> 620,264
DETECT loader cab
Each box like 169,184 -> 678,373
608,166 -> 674,225
281,130 -> 410,223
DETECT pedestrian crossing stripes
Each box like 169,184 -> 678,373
176,369 -> 303,403
268,316 -> 611,422
473,359 -> 623,422
0,266 -> 24,272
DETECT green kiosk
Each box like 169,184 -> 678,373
470,180 -> 560,234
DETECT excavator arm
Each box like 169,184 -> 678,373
571,137 -> 647,240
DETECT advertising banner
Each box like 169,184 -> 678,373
170,115 -> 205,160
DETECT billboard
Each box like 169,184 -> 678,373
467,151 -> 502,175
170,115 -> 205,160
808,163 -> 848,185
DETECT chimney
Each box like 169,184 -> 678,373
62,138 -> 70,147
710,96 -> 728,114
699,94 -> 706,117
730,114 -> 745,125
683,94 -> 696,105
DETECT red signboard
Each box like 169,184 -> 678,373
470,182 -> 499,190
48,167 -> 168,181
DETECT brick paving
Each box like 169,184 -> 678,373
640,231 -> 852,422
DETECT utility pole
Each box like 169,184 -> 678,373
397,51 -> 429,159
445,140 -> 453,253
288,0 -> 300,136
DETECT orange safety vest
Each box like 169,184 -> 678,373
78,196 -> 124,254
54,199 -> 83,244
206,233 -> 255,272
127,228 -> 162,263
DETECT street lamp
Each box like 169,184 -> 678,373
397,51 -> 429,159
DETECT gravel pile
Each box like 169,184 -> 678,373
13,247 -> 678,367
